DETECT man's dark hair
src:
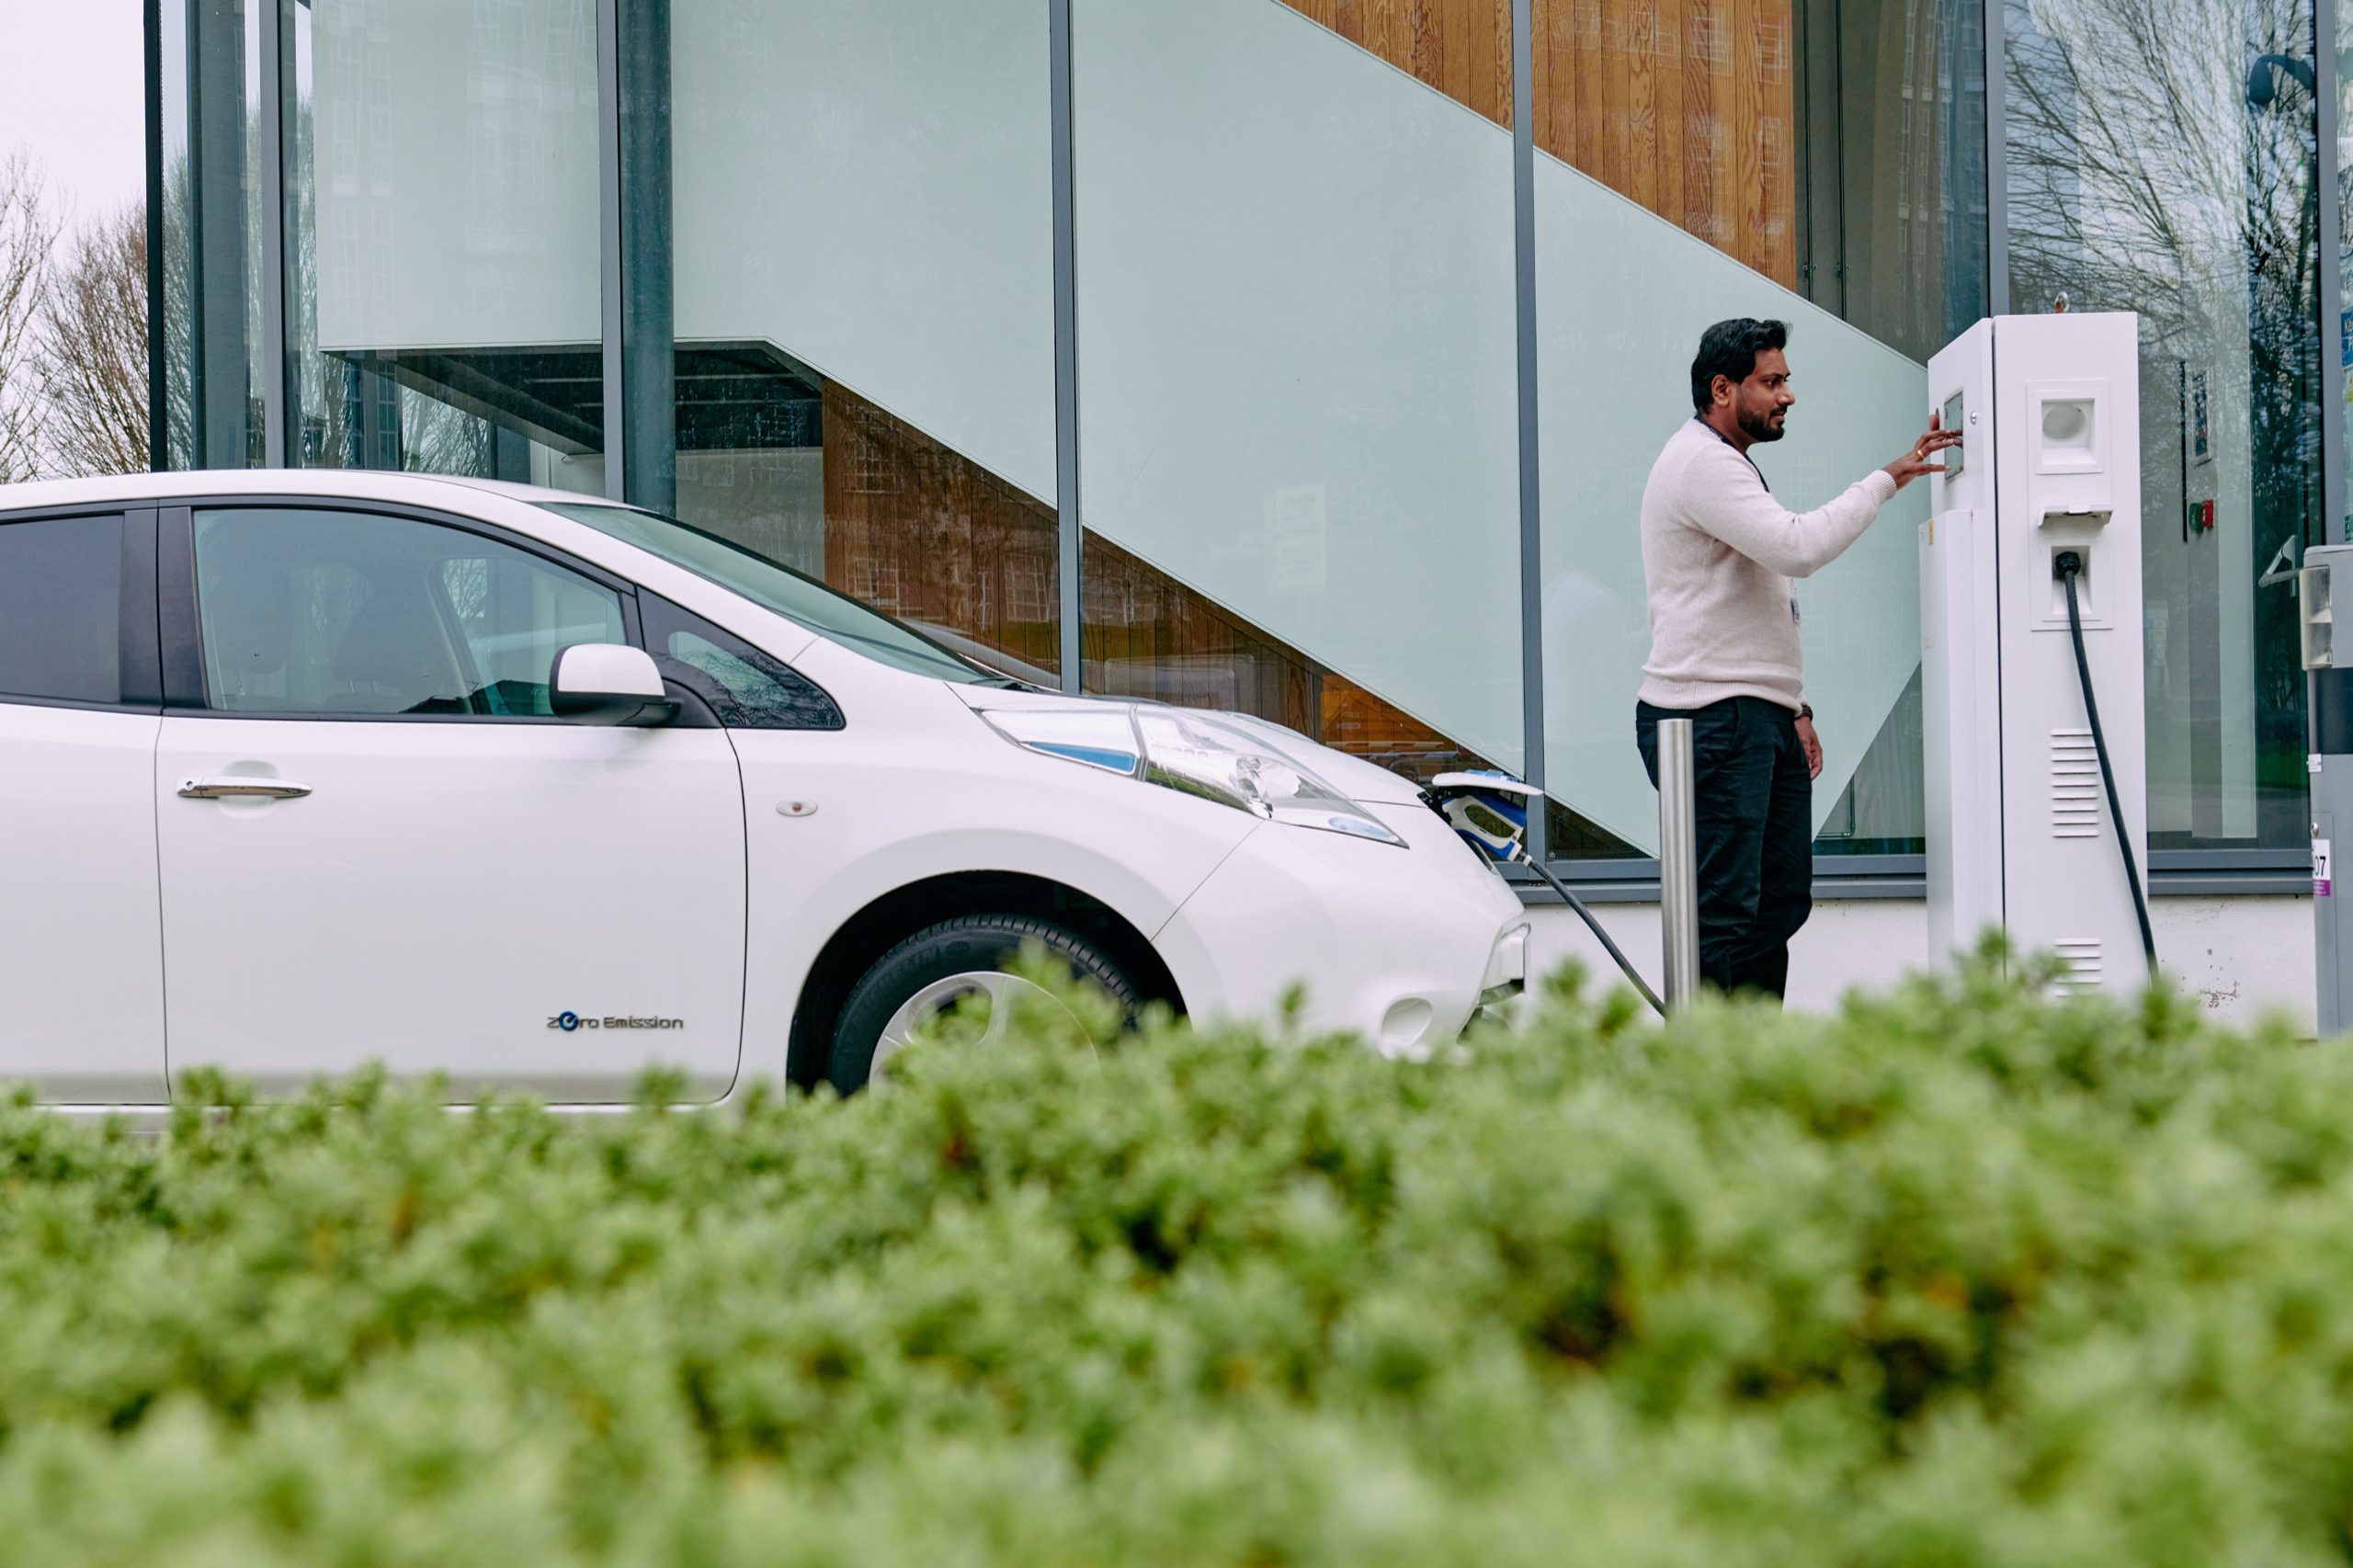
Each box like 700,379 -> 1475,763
1690,318 -> 1790,414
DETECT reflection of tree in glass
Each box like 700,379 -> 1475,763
2006,0 -> 2318,842
157,153 -> 192,471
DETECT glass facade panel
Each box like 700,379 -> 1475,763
1072,0 -> 1523,785
2006,0 -> 2319,849
1532,0 -> 1987,858
284,0 -> 604,485
662,0 -> 1060,682
147,0 -> 2332,882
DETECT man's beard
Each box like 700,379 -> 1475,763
1738,406 -> 1788,443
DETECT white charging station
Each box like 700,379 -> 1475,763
1922,312 -> 2150,989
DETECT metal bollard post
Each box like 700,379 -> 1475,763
1657,718 -> 1700,1008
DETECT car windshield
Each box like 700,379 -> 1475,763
543,502 -> 1020,687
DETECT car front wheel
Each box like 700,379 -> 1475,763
827,914 -> 1141,1093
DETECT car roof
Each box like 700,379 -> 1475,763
0,469 -> 600,516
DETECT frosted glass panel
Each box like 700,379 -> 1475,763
671,0 -> 1057,506
310,0 -> 600,356
1072,0 -> 1522,774
1539,159 -> 1928,855
667,0 -> 1060,680
299,0 -> 601,475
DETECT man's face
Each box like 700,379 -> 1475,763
1717,347 -> 1795,443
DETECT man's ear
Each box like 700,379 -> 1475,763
1711,374 -> 1733,409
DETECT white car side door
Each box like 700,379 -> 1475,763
153,504 -> 746,1102
0,507 -> 167,1104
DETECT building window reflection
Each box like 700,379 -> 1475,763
149,0 -> 2328,881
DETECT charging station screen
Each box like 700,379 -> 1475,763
1942,392 -> 1965,475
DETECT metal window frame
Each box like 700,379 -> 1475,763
257,0 -> 288,468
598,0 -> 676,516
2322,0 -> 2345,549
1983,0 -> 2008,315
1051,0 -> 1083,694
144,0 -> 168,472
1511,0 -> 1549,864
1529,846 -> 2313,902
596,0 -> 628,504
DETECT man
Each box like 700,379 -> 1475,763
1635,317 -> 1958,999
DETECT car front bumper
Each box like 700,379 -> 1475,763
1151,796 -> 1530,1055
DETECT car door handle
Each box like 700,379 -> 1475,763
178,777 -> 313,801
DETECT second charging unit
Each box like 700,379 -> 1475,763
1922,311 -> 2154,988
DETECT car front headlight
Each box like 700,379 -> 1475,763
979,702 -> 1404,847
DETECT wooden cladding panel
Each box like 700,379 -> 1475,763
1282,0 -> 1796,287
815,381 -> 1483,775
1278,0 -> 1514,126
1320,672 -> 1495,779
1080,532 -> 1491,781
819,383 -> 1062,675
1539,0 -> 1796,286
1081,532 -> 1321,735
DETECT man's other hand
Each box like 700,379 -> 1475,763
1882,409 -> 1965,490
1795,713 -> 1824,780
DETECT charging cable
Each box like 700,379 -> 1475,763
1520,855 -> 1668,1017
2053,551 -> 2158,971
1428,774 -> 1668,1017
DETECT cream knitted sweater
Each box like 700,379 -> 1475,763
1636,418 -> 1896,713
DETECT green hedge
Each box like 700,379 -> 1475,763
0,949 -> 2347,1565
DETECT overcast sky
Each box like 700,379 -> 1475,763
0,0 -> 147,228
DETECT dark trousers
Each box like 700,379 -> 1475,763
1635,697 -> 1813,1000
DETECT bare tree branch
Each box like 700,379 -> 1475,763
38,202 -> 148,478
0,153 -> 60,483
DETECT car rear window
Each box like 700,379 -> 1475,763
0,515 -> 122,705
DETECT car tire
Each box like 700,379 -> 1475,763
827,915 -> 1142,1094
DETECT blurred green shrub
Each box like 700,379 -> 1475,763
0,946 -> 2344,1566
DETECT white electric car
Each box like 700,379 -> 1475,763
0,472 -> 1528,1106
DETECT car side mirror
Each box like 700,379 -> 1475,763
551,643 -> 677,726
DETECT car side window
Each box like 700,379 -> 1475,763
640,596 -> 845,731
192,507 -> 627,717
0,514 -> 123,706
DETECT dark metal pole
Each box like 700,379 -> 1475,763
2318,0 -> 2345,547
1511,0 -> 1548,863
257,0 -> 288,468
143,0 -> 167,471
189,0 -> 254,469
1983,0 -> 2009,314
595,0 -> 627,502
616,0 -> 674,514
1050,0 -> 1084,694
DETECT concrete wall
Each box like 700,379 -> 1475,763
1525,894 -> 2316,1032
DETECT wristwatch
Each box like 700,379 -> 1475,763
1796,703 -> 1813,722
